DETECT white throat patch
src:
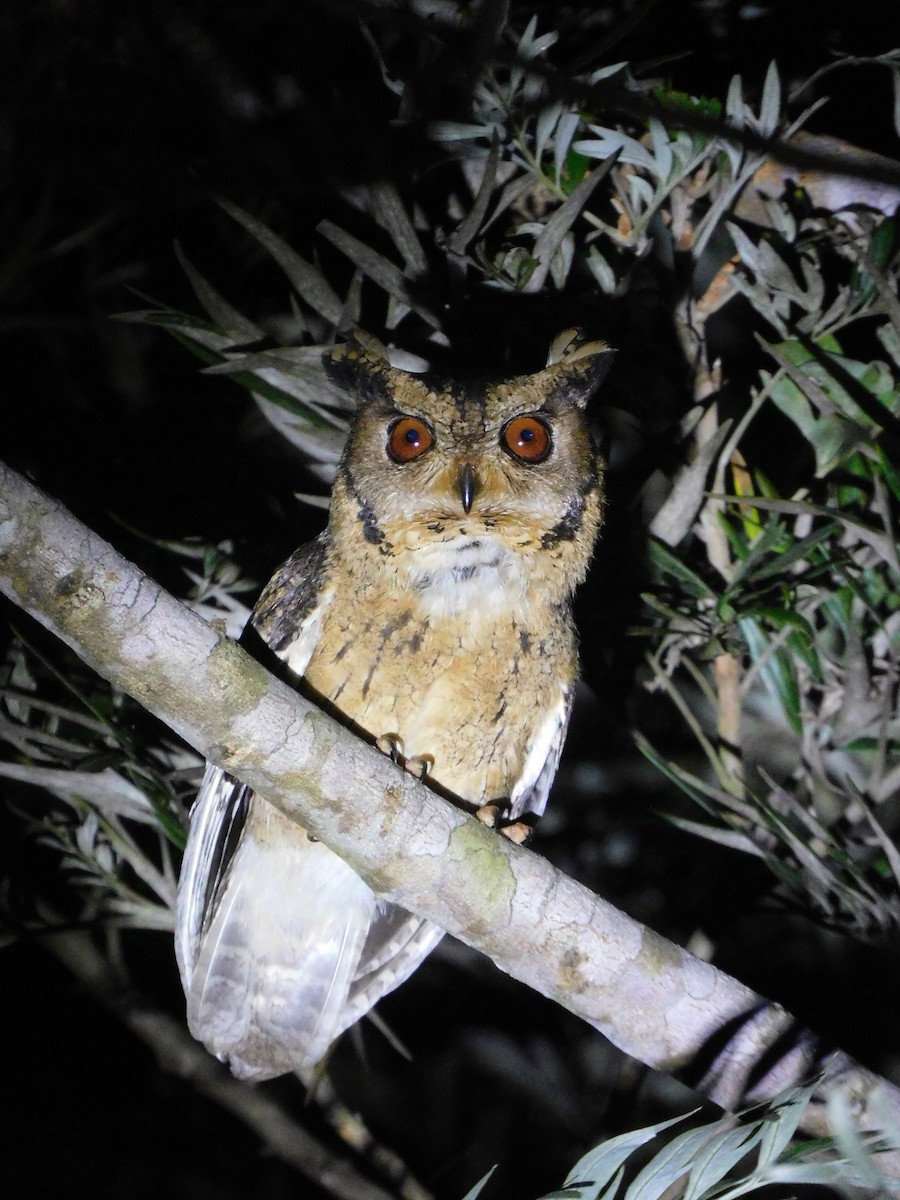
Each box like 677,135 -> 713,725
404,536 -> 529,619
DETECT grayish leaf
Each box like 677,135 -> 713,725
370,181 -> 428,275
317,220 -> 442,329
174,244 -> 263,342
524,154 -> 619,292
649,421 -> 732,546
218,198 -> 344,326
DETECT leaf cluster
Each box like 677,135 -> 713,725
2,5 -> 900,1196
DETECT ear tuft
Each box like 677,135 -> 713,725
323,331 -> 393,406
541,329 -> 615,409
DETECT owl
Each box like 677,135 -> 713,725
175,329 -> 614,1080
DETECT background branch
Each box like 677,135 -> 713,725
43,927 -> 407,1200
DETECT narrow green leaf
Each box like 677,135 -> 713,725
370,180 -> 428,275
625,1123 -> 728,1200
647,540 -> 714,598
317,219 -> 442,328
525,153 -> 619,292
447,136 -> 501,255
740,617 -> 802,732
667,816 -> 765,856
735,522 -> 836,584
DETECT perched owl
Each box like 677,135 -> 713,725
175,329 -> 614,1080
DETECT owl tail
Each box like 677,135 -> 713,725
176,767 -> 376,1081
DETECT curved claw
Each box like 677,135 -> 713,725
474,802 -> 535,845
376,736 -> 433,781
499,821 -> 533,846
474,801 -> 509,828
404,755 -> 433,781
376,733 -> 404,764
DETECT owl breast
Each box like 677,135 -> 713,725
288,552 -> 574,808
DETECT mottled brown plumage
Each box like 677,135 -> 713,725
176,330 -> 613,1080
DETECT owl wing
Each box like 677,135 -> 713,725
174,762 -> 251,992
176,764 -> 380,1080
337,905 -> 445,1040
508,687 -> 573,821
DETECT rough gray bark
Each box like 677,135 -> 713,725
1,459 -> 898,1159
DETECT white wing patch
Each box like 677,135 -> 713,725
175,763 -> 249,992
508,688 -> 572,820
283,583 -> 335,676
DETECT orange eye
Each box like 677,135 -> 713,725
387,417 -> 434,463
501,415 -> 552,464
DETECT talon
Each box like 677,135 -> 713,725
499,821 -> 532,846
475,801 -> 535,845
404,755 -> 433,780
474,800 -> 510,828
376,733 -> 404,764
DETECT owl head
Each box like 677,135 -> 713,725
322,331 -> 614,612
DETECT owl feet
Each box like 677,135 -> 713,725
376,733 -> 434,780
474,801 -> 535,846
375,737 -> 531,842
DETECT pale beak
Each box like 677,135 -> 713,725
458,463 -> 478,514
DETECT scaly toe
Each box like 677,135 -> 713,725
475,801 -> 508,828
499,821 -> 533,846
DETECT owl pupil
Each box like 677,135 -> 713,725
405,429 -> 420,444
519,428 -> 534,444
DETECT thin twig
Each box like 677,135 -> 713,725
43,929 -> 412,1200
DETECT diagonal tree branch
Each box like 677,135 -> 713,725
43,928 -> 407,1200
1,459 -> 898,1165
